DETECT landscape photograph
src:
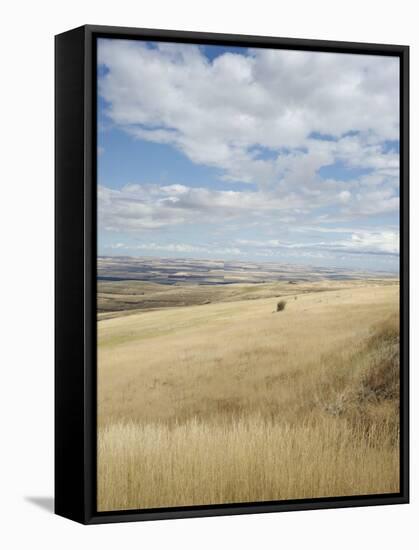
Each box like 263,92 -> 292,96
96,38 -> 400,512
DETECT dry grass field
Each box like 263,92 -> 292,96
97,279 -> 400,511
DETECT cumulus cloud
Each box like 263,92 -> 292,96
97,39 -> 400,267
98,39 -> 399,186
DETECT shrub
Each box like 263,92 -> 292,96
276,300 -> 286,312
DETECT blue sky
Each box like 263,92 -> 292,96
97,39 -> 400,272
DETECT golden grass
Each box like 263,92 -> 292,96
97,282 -> 400,511
98,416 -> 398,511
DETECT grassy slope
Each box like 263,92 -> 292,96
97,282 -> 400,511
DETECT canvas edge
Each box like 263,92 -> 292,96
55,25 -> 88,524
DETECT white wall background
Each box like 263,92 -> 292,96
0,0 -> 416,547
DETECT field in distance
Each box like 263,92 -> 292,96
98,256 -> 397,319
97,257 -> 400,511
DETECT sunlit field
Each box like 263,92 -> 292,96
97,279 -> 400,511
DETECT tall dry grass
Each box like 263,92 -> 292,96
97,285 -> 400,511
98,416 -> 398,511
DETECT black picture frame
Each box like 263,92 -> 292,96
55,24 -> 409,524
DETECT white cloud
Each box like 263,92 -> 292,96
339,190 -> 351,203
98,39 -> 399,220
98,180 -> 358,234
107,228 -> 398,263
346,230 -> 399,255
236,228 -> 399,257
98,39 -> 399,185
108,242 -> 243,256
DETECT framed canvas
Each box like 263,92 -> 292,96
55,25 -> 409,524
